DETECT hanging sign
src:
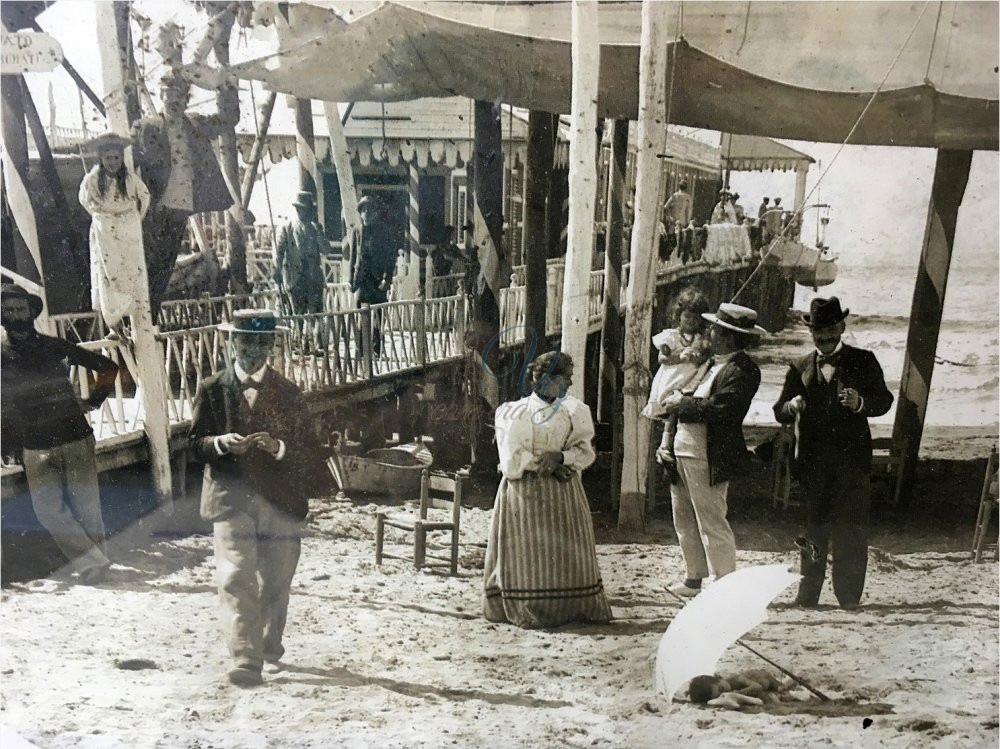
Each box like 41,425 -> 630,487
1,32 -> 63,74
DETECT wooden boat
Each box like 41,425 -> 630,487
327,437 -> 433,497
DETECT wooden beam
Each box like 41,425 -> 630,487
472,100 -> 504,334
523,110 -> 556,355
295,97 -> 318,197
892,149 -> 972,510
619,0 -> 671,532
561,0 -> 601,399
96,7 -> 173,514
240,90 -> 277,211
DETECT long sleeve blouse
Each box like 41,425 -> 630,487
494,393 -> 596,479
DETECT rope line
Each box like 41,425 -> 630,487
925,1 -> 944,82
730,0 -> 933,306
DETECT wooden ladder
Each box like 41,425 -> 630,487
971,447 -> 999,563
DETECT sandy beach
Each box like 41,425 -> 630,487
2,482 -> 997,749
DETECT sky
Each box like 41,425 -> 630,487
19,1 -> 1000,285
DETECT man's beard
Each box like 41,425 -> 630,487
1,319 -> 33,335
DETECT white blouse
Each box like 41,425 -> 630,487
494,393 -> 596,479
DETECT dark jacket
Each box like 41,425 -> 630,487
188,366 -> 319,521
773,344 -> 893,473
1,333 -> 118,452
351,222 -> 396,304
674,350 -> 761,485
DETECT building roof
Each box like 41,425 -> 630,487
720,134 -> 815,172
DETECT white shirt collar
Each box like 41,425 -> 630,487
815,341 -> 844,359
234,362 -> 268,384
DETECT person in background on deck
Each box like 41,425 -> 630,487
658,303 -> 764,598
757,197 -> 770,222
350,195 -> 397,357
483,351 -> 612,628
663,179 -> 693,230
78,133 -> 151,333
1,283 -> 119,585
189,309 -> 321,687
773,297 -> 893,611
274,191 -> 326,314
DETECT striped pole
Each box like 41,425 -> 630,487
409,163 -> 424,298
891,149 -> 972,509
294,97 -> 317,199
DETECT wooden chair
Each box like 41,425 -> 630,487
375,469 -> 468,575
972,447 -> 999,563
870,438 -> 908,506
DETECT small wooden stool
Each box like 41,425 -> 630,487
972,447 -> 999,563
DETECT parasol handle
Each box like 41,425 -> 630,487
663,588 -> 830,702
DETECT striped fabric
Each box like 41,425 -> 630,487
483,473 -> 612,628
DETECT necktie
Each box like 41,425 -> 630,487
240,379 -> 258,392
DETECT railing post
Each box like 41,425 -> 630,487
415,295 -> 428,367
360,303 -> 374,379
454,288 -> 467,358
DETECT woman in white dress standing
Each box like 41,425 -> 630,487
78,134 -> 151,332
483,351 -> 612,628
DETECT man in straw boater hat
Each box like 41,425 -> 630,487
773,297 -> 893,610
274,191 -> 326,315
1,283 -> 119,584
188,309 -> 322,686
659,302 -> 765,598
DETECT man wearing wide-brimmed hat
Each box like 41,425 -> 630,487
773,297 -> 893,611
188,309 -> 322,686
274,191 -> 326,314
1,283 -> 119,584
659,302 -> 765,598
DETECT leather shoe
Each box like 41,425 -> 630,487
263,660 -> 284,675
227,666 -> 263,687
668,583 -> 701,598
840,602 -> 861,611
792,596 -> 819,608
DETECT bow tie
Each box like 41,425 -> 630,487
239,379 -> 260,392
817,352 -> 840,367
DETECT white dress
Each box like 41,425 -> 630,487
78,166 -> 151,328
642,328 -> 710,419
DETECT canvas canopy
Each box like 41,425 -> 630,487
235,1 -> 998,151
720,134 -> 814,173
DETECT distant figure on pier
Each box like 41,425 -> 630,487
658,303 -> 764,598
731,193 -> 746,223
773,297 -> 893,611
711,191 -> 737,224
758,197 -> 770,221
483,352 -> 612,628
274,191 -> 326,315
1,283 -> 119,585
189,309 -> 321,687
663,179 -> 693,229
78,133 -> 151,331
762,199 -> 784,243
351,195 -> 397,356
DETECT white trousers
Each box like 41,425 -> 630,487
670,457 -> 736,580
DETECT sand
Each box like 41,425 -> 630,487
2,492 -> 997,749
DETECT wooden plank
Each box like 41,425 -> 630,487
619,0 -> 671,532
240,90 -> 277,211
524,110 -> 556,354
599,119 -> 628,423
892,149 -> 972,510
560,0 -> 601,398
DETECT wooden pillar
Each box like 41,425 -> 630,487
97,5 -> 173,513
892,149 -> 972,510
472,100 -> 505,333
524,110 -> 556,356
295,97 -> 317,198
241,91 -> 277,211
112,1 -> 141,126
793,167 -> 808,239
619,0 -> 670,532
560,0 -> 601,399
409,163 -> 425,298
600,119 -> 628,511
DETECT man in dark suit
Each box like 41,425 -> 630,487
350,195 -> 397,356
773,297 -> 893,610
660,303 -> 765,597
189,309 -> 318,687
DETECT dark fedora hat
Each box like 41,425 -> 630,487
292,190 -> 315,209
802,297 -> 849,328
218,309 -> 289,335
1,283 -> 44,319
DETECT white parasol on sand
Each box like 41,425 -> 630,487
655,564 -> 802,704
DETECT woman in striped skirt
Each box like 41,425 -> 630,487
483,352 -> 612,628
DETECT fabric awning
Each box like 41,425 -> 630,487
234,1 -> 998,151
720,134 -> 814,172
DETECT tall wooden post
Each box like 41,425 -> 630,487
408,163 -> 425,298
524,111 -> 556,356
96,2 -> 173,512
472,101 -> 505,334
241,91 -> 277,211
619,0 -> 670,532
323,101 -> 361,239
892,150 -> 972,510
560,0 -> 601,399
295,98 -> 317,198
600,119 -> 629,510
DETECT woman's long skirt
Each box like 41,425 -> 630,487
482,473 -> 612,628
90,210 -> 148,328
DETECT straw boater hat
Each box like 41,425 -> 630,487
702,302 -> 768,336
801,297 -> 849,329
218,309 -> 289,335
82,132 -> 133,155
0,283 -> 44,319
